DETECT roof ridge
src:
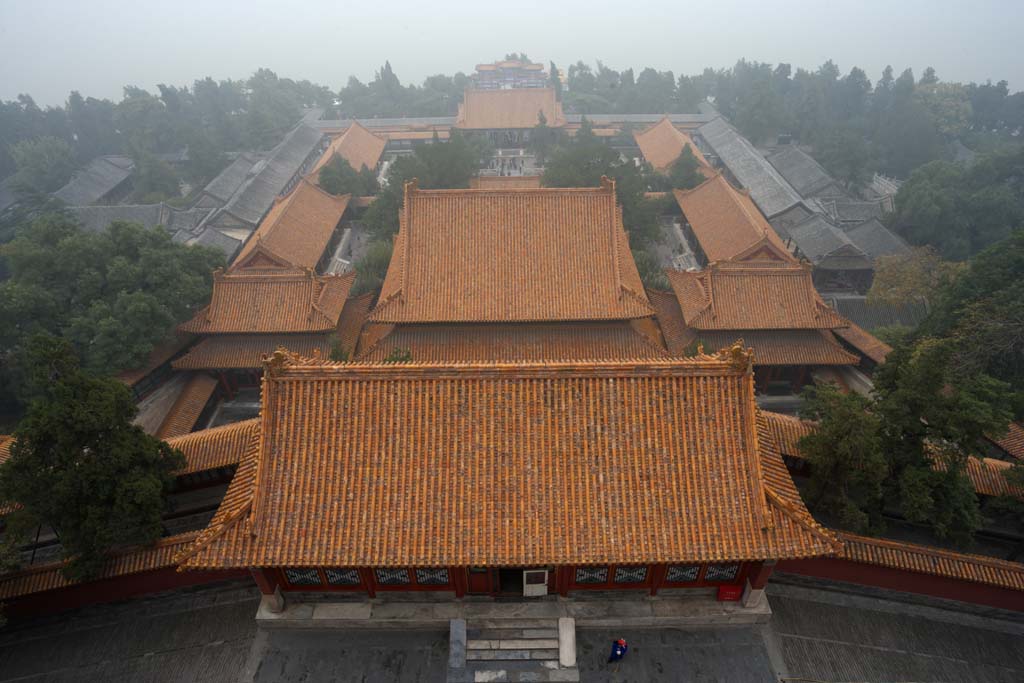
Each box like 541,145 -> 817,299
765,488 -> 842,551
836,530 -> 1024,571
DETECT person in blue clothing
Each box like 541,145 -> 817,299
607,637 -> 628,667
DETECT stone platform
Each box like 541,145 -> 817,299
256,592 -> 771,630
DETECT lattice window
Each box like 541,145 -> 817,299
704,564 -> 739,582
415,568 -> 450,585
284,568 -> 322,586
666,565 -> 701,583
574,567 -> 609,584
324,568 -> 361,586
375,568 -> 411,585
613,566 -> 648,584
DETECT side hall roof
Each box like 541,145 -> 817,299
53,156 -> 134,206
634,117 -> 712,174
456,87 -> 566,129
469,175 -> 542,189
179,350 -> 839,570
786,214 -> 872,270
309,121 -> 387,175
232,178 -> 349,271
666,262 -> 849,331
370,179 -> 653,324
179,269 -> 354,334
766,146 -> 843,199
697,117 -> 803,218
673,173 -> 795,264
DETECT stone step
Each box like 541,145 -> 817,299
466,649 -> 559,661
466,667 -> 580,682
472,618 -> 559,630
468,628 -> 559,640
467,638 -> 559,651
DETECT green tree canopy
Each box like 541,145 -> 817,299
318,155 -> 380,197
9,136 -> 76,193
0,337 -> 184,579
0,213 -> 222,416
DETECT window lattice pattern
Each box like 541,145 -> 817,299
613,566 -> 648,584
704,564 -> 739,582
325,568 -> 361,585
415,568 -> 450,585
284,568 -> 322,585
375,568 -> 411,585
666,565 -> 700,583
574,567 -> 609,584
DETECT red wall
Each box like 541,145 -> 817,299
779,557 -> 1024,612
4,568 -> 249,620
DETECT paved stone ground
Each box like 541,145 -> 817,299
0,581 -> 259,682
248,629 -> 448,682
576,626 -> 778,682
768,581 -> 1024,682
4,579 -> 1024,682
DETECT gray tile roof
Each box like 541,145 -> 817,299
766,146 -> 844,198
188,227 -> 241,259
218,124 -> 323,228
69,203 -> 211,234
696,117 -> 803,218
786,213 -> 871,269
53,156 -> 134,206
821,198 -> 887,224
828,294 -> 928,330
200,153 -> 265,205
844,218 -> 911,260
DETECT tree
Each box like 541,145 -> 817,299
0,337 -> 184,579
131,152 -> 180,203
318,155 -> 379,197
351,239 -> 393,296
0,213 -> 222,417
666,145 -> 705,190
549,61 -> 562,100
9,136 -> 76,192
867,246 -> 963,306
798,383 -> 886,534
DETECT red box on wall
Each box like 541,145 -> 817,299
717,585 -> 742,601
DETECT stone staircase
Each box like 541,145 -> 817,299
447,617 -> 579,682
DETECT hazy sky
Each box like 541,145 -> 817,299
1,0 -> 1021,107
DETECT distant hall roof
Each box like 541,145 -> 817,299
456,88 -> 566,129
785,214 -> 872,269
370,180 -> 653,324
844,219 -> 911,260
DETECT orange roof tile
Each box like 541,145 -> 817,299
456,88 -> 566,129
232,179 -> 349,271
634,117 -> 711,173
356,322 -> 668,362
832,321 -> 892,364
674,173 -> 795,263
837,532 -> 1024,592
166,418 -> 259,475
334,291 -> 375,359
371,180 -> 653,324
648,288 -> 698,355
469,175 -> 543,189
172,334 -> 332,369
179,349 -> 838,570
696,330 -> 858,366
155,373 -> 219,439
667,262 -> 848,331
761,412 -> 813,460
310,121 -> 387,174
179,270 -> 355,334
0,532 -> 200,601
991,422 -> 1024,462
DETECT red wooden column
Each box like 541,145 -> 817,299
359,568 -> 378,598
250,567 -> 280,595
649,564 -> 668,596
451,567 -> 468,598
742,560 -> 776,608
554,566 -> 571,597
